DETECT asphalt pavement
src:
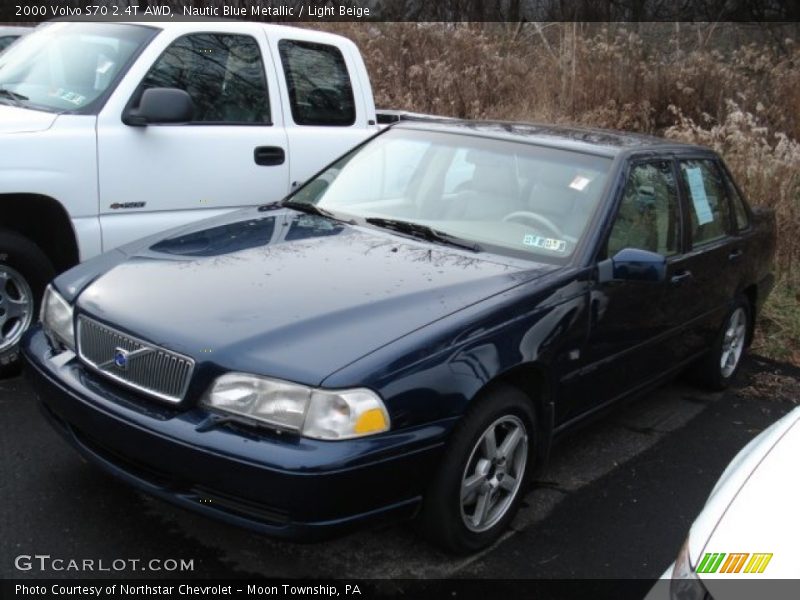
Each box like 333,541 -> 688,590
1,356 -> 796,584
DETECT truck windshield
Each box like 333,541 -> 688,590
289,129 -> 612,263
0,22 -> 156,113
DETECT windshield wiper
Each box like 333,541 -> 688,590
279,199 -> 357,224
281,199 -> 337,218
0,87 -> 28,107
365,218 -> 481,252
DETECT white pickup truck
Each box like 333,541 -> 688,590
0,20 -> 382,373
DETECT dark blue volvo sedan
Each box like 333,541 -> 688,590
23,121 -> 776,553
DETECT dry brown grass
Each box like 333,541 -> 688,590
317,22 -> 800,363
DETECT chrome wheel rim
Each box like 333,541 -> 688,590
720,307 -> 747,378
460,415 -> 528,533
0,265 -> 34,354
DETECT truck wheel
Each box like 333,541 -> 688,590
417,384 -> 536,554
0,230 -> 55,377
692,296 -> 751,391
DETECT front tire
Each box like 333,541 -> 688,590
0,230 -> 54,377
417,384 -> 536,554
692,296 -> 751,391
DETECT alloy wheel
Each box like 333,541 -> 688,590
0,265 -> 34,354
720,307 -> 747,378
460,415 -> 528,532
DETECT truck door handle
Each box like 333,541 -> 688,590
670,270 -> 693,285
728,249 -> 743,262
254,146 -> 285,166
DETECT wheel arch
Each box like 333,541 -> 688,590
470,361 -> 556,472
740,283 -> 758,347
0,194 -> 80,274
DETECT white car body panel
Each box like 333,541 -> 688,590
700,414 -> 800,581
687,406 -> 800,567
0,104 -> 58,133
647,406 -> 800,600
0,110 -> 99,223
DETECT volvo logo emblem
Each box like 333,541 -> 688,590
98,345 -> 155,372
113,347 -> 130,370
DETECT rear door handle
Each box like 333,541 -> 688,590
728,249 -> 743,262
670,270 -> 693,285
254,146 -> 285,166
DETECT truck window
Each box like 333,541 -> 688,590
278,39 -> 356,126
0,36 -> 18,52
137,33 -> 270,124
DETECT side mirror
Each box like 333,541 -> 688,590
123,88 -> 194,126
597,248 -> 667,283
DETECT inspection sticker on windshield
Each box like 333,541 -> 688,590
569,174 -> 592,191
523,234 -> 567,253
49,87 -> 86,106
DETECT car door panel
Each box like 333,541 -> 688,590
674,158 -> 740,348
567,158 -> 696,419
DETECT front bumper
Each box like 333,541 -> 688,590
22,327 -> 453,540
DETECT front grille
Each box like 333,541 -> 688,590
77,315 -> 194,404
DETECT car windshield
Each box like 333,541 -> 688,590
289,128 -> 612,262
0,22 -> 155,112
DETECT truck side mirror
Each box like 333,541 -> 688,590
123,88 -> 194,126
597,248 -> 667,283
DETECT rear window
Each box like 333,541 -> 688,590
278,39 -> 355,126
721,167 -> 750,231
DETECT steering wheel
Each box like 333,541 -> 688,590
503,211 -> 564,239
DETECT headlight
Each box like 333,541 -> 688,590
670,536 -> 710,600
201,373 -> 390,440
40,285 -> 75,351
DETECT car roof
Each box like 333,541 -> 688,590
392,119 -> 714,158
0,26 -> 34,34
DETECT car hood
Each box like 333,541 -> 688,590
0,104 -> 58,133
75,209 -> 557,385
697,407 -> 800,582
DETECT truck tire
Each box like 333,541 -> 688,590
0,230 -> 55,377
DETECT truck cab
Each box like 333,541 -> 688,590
0,20 -> 380,373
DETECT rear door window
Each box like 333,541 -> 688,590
278,39 -> 356,126
678,159 -> 732,246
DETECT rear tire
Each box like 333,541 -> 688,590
0,230 -> 54,377
417,384 -> 536,554
691,296 -> 751,391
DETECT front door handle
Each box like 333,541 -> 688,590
254,146 -> 285,166
670,270 -> 693,285
728,249 -> 743,262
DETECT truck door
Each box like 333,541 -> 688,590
97,27 -> 289,250
269,32 -> 378,188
